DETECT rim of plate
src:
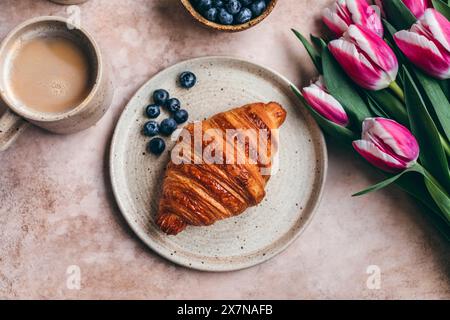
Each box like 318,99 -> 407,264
109,56 -> 328,272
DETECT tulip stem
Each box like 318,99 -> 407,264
389,81 -> 405,102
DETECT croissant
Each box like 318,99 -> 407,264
156,102 -> 287,235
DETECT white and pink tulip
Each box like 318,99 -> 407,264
328,25 -> 399,90
302,76 -> 349,126
374,0 -> 431,19
394,8 -> 450,80
353,118 -> 419,172
323,0 -> 383,38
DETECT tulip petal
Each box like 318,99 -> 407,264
376,0 -> 430,19
347,0 -> 383,37
353,140 -> 407,172
394,30 -> 450,79
335,0 -> 352,23
323,5 -> 350,37
322,0 -> 383,38
374,0 -> 386,18
403,0 -> 430,18
302,78 -> 349,126
362,118 -> 419,163
355,117 -> 420,172
347,25 -> 398,82
374,0 -> 385,17
329,37 -> 389,90
422,8 -> 450,52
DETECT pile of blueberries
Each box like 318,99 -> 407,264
191,0 -> 271,25
144,71 -> 196,155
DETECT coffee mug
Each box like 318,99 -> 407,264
0,16 -> 114,151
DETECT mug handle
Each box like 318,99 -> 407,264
0,108 -> 29,152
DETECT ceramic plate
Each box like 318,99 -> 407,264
110,56 -> 327,271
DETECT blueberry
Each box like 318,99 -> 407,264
226,0 -> 242,15
145,104 -> 160,118
197,0 -> 212,10
147,137 -> 166,155
160,118 -> 178,136
213,0 -> 224,8
250,0 -> 266,17
174,109 -> 189,124
204,7 -> 218,21
143,120 -> 160,137
240,0 -> 252,5
218,8 -> 234,25
166,98 -> 181,113
153,89 -> 169,106
235,8 -> 252,24
179,71 -> 197,89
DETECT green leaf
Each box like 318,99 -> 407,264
396,172 -> 440,213
383,19 -> 408,67
439,79 -> 450,101
310,34 -> 327,52
354,167 -> 450,239
353,162 -> 450,224
413,68 -> 450,142
290,85 -> 357,144
367,95 -> 390,118
352,167 -> 416,196
366,89 -> 408,125
396,173 -> 450,240
424,179 -> 450,223
383,0 -> 417,30
291,29 -> 322,73
321,48 -> 372,129
413,164 -> 450,223
403,67 -> 450,191
432,0 -> 450,20
383,19 -> 396,38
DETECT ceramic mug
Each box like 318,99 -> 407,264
0,16 -> 114,151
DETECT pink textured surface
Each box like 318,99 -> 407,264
0,0 -> 448,299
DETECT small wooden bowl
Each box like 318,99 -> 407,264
180,0 -> 278,32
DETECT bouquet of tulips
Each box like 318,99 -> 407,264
291,0 -> 450,239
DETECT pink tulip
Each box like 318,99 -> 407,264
353,118 -> 419,172
394,9 -> 450,80
323,0 -> 383,38
302,76 -> 349,126
373,0 -> 385,17
374,0 -> 431,19
328,25 -> 399,90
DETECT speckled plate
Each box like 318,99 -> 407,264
110,56 -> 327,272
